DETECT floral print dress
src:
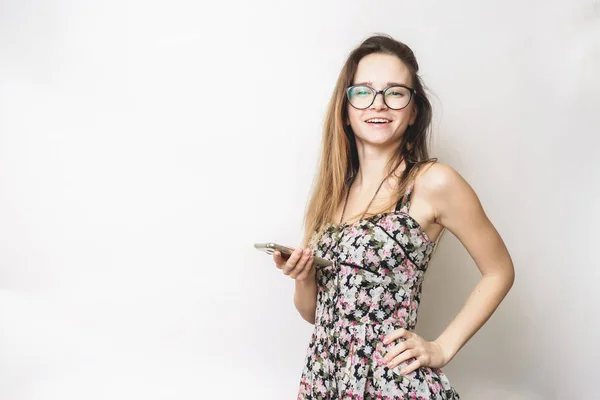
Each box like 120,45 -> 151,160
298,184 -> 460,399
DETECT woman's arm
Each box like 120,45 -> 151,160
273,247 -> 318,324
383,162 -> 515,373
427,163 -> 515,362
294,278 -> 318,324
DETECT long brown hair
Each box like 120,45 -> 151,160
302,34 -> 435,245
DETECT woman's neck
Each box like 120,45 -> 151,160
352,145 -> 402,190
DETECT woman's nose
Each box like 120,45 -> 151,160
370,92 -> 388,110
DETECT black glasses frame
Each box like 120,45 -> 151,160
346,84 -> 417,110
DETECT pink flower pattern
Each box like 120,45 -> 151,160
297,188 -> 460,399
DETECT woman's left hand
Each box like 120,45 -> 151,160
382,328 -> 450,375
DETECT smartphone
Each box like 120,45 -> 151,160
254,242 -> 332,267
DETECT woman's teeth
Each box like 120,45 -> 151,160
366,118 -> 391,124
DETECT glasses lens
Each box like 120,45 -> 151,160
347,86 -> 374,109
384,86 -> 412,109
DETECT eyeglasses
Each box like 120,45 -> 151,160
346,84 -> 417,110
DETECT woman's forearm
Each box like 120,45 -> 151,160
294,278 -> 318,324
434,271 -> 515,362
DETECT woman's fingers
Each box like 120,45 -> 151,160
382,329 -> 420,370
285,248 -> 310,276
383,328 -> 411,344
380,329 -> 442,374
279,248 -> 302,275
291,252 -> 314,280
399,356 -> 423,375
274,248 -> 315,281
273,251 -> 287,269
273,249 -> 298,270
383,338 -> 414,364
388,347 -> 417,369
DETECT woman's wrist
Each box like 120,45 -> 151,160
432,337 -> 458,365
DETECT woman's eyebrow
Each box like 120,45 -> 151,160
352,81 -> 408,87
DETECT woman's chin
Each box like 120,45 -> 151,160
355,133 -> 401,149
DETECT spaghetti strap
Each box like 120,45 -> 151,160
395,181 -> 415,213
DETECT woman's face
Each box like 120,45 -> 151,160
347,53 -> 417,149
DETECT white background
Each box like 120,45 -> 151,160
1,0 -> 599,399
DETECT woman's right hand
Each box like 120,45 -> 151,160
273,247 -> 315,282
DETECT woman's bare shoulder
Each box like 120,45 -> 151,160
415,160 -> 466,195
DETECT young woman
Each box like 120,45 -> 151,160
273,34 -> 514,399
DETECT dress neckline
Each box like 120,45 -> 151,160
325,209 -> 435,246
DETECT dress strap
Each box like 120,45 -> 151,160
394,181 -> 415,213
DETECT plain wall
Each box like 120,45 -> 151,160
1,0 -> 599,399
